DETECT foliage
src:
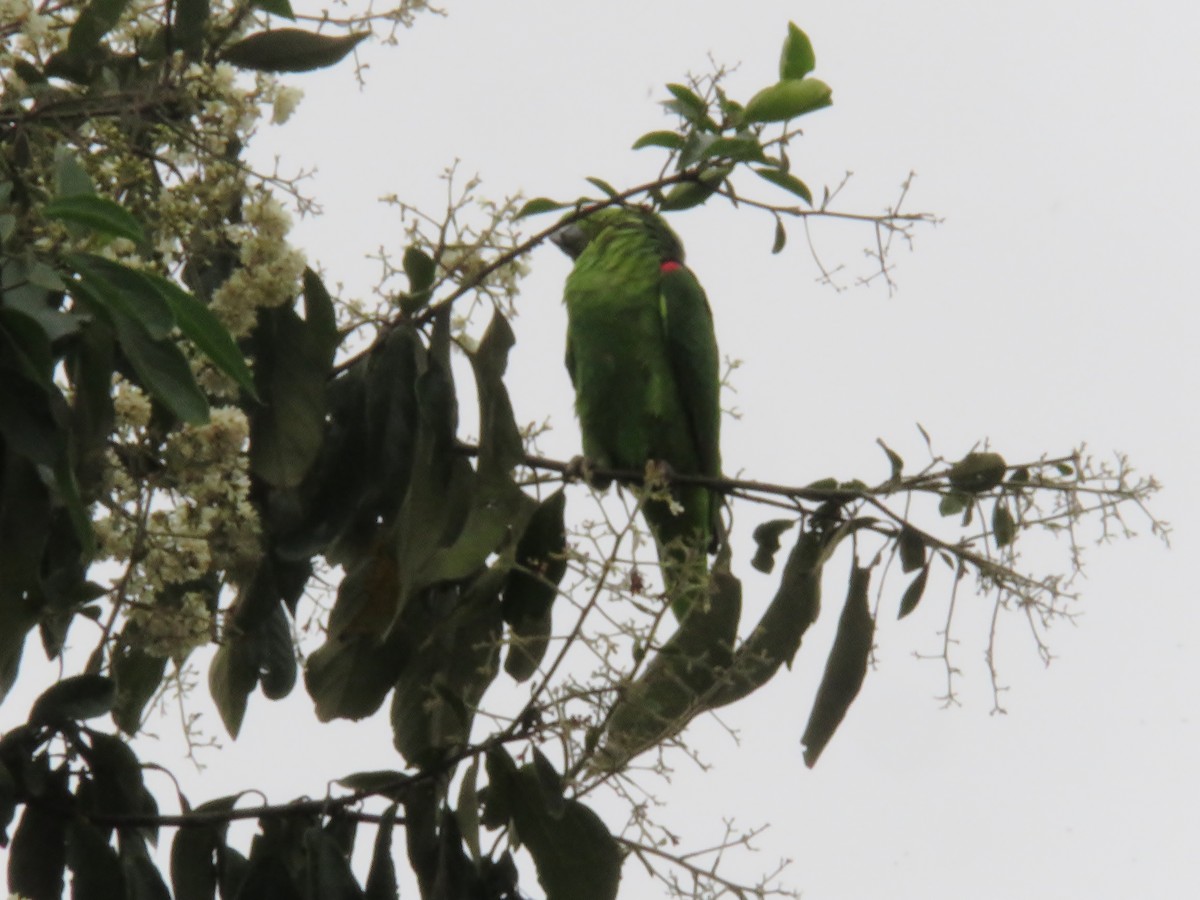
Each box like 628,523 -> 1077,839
0,4 -> 1164,900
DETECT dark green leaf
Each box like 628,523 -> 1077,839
802,563 -> 875,767
69,255 -> 175,338
515,197 -> 567,219
9,802 -> 67,898
67,0 -> 132,57
750,518 -> 795,574
993,501 -> 1016,548
249,299 -> 330,487
742,78 -> 833,124
335,770 -> 407,795
111,639 -> 167,734
29,674 -> 115,723
771,216 -> 787,254
403,245 -> 435,294
82,731 -> 148,821
1008,466 -> 1031,484
897,566 -> 928,619
252,0 -> 295,18
1056,462 -> 1074,476
877,438 -> 904,480
455,761 -> 481,861
752,166 -> 814,204
897,527 -> 925,573
221,28 -> 368,73
123,834 -> 172,900
502,489 -> 567,681
171,822 -> 220,900
174,0 -> 210,59
631,130 -> 685,151
145,273 -> 258,398
779,22 -> 817,79
697,133 -> 767,165
938,491 -> 969,517
948,452 -> 1007,493
68,818 -> 126,899
489,747 -> 622,900
44,195 -> 145,244
112,315 -> 209,424
208,639 -> 257,738
302,826 -> 362,900
363,803 -> 399,900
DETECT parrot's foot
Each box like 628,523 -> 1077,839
565,455 -> 612,490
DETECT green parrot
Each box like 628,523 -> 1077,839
553,206 -> 722,617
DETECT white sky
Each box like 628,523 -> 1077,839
5,1 -> 1199,897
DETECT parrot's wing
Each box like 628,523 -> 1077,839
659,264 -> 721,480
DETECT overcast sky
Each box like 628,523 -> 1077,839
6,1 -> 1199,897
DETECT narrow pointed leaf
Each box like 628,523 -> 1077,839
632,130 -> 685,151
516,197 -> 567,219
802,563 -> 875,767
44,195 -> 145,244
897,567 -> 928,619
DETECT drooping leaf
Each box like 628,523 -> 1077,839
9,781 -> 68,898
44,194 -> 145,244
779,22 -> 817,79
67,817 -> 126,899
993,500 -> 1016,547
54,146 -> 96,197
937,491 -> 970,517
363,802 -> 399,900
302,826 -> 363,900
221,28 -> 368,73
750,518 -> 795,574
802,563 -> 875,767
897,567 -> 928,620
659,165 -> 732,211
486,747 -> 622,900
173,0 -> 210,60
248,298 -> 331,487
502,489 -> 567,681
772,215 -> 787,253
111,640 -> 167,734
897,526 -> 925,573
742,78 -> 833,124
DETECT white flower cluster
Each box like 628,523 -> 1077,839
96,403 -> 261,659
210,193 -> 308,337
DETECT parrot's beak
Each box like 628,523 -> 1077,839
550,223 -> 588,260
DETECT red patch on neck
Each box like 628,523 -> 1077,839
660,260 -> 682,273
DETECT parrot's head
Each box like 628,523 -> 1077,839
550,205 -> 685,263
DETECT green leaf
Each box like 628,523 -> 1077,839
937,491 -> 969,517
632,130 -> 685,151
584,176 -> 619,198
174,0 -> 210,59
10,802 -> 68,899
69,255 -> 175,338
502,490 -> 567,682
488,747 -> 622,900
67,0 -> 132,57
111,640 -> 167,734
771,216 -> 787,254
897,527 -> 925,573
659,165 -> 731,212
145,273 -> 258,399
801,563 -> 875,767
208,639 -> 257,738
780,22 -> 817,79
993,500 -> 1016,548
402,245 -> 435,314
742,78 -> 833,124
515,197 -> 567,219
221,28 -> 368,73
1056,462 -> 1074,477
877,437 -> 904,481
364,803 -> 399,900
663,83 -> 716,130
948,452 -> 1007,493
897,566 -> 928,620
68,818 -> 127,898
750,518 -> 795,574
696,133 -> 767,165
45,195 -> 145,244
248,299 -> 331,487
29,674 -> 115,723
111,314 -> 210,424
